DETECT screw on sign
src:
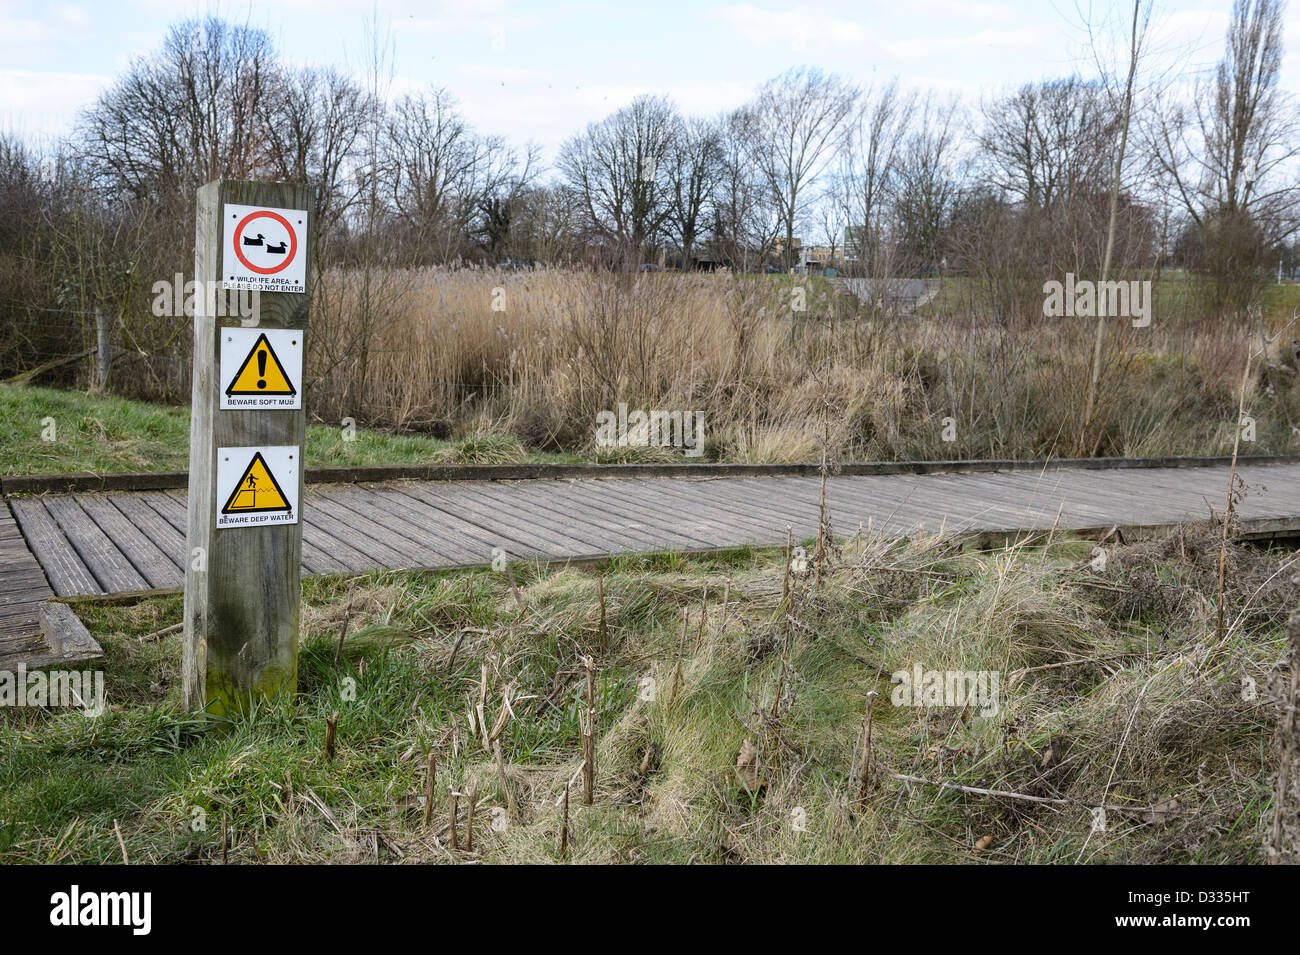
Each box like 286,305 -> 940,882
221,203 -> 308,293
222,452 -> 292,516
214,445 -> 300,529
220,328 -> 303,410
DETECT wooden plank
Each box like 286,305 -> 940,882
294,518 -> 369,576
844,473 -> 1068,531
42,495 -> 148,593
965,472 -> 1152,529
0,497 -> 77,669
107,493 -> 187,567
827,474 -> 1041,534
76,493 -> 182,589
684,478 -> 831,533
0,606 -> 44,628
163,488 -> 350,576
477,480 -> 723,552
399,482 -> 601,559
352,486 -> 491,566
38,601 -> 103,666
467,478 -> 717,553
8,497 -> 103,596
0,580 -> 54,606
579,479 -> 783,545
7,459 -> 1300,610
374,483 -> 558,561
307,488 -> 440,570
447,482 -> 642,554
298,496 -> 424,575
321,485 -> 473,566
1019,470 -> 1220,526
1235,465 -> 1300,509
146,490 -> 191,532
696,476 -> 854,534
13,455 -> 1300,496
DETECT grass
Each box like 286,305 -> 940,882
0,383 -> 577,476
15,270 -> 1300,467
305,268 -> 1300,461
15,269 -> 1300,469
0,523 -> 1287,864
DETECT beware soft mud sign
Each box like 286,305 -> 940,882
220,328 -> 302,410
221,203 -> 307,293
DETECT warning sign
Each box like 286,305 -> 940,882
221,203 -> 307,293
220,329 -> 302,409
215,446 -> 300,528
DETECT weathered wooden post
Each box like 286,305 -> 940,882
183,180 -> 313,715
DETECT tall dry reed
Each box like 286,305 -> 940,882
305,266 -> 1298,462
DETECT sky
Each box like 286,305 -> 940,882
1,0 -> 1295,166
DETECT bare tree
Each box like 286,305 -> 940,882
474,140 -> 542,261
257,66 -> 371,242
710,109 -> 779,272
78,18 -> 277,202
666,116 -> 723,268
1145,0 -> 1298,308
739,67 -> 857,271
978,77 -> 1114,208
1079,0 -> 1153,455
383,87 -> 481,256
834,79 -> 913,278
557,95 -> 680,268
507,183 -> 581,264
894,93 -> 963,274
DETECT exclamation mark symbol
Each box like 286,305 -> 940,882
256,347 -> 267,389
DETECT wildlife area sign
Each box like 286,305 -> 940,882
221,202 -> 308,293
220,328 -> 302,409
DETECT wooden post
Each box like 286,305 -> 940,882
581,655 -> 596,805
560,781 -> 570,859
447,792 -> 459,850
183,180 -> 313,715
465,779 -> 478,852
94,308 -> 112,391
423,751 -> 437,829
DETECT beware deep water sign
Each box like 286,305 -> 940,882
221,203 -> 307,293
215,446 -> 300,528
220,328 -> 302,409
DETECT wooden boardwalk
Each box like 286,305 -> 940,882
5,462 -> 1300,602
0,498 -> 56,664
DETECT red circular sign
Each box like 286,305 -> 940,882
232,210 -> 298,275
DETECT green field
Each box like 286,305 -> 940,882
0,384 -> 579,476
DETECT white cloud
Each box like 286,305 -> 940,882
0,69 -> 109,141
882,27 -> 1041,61
450,64 -> 753,164
708,3 -> 869,52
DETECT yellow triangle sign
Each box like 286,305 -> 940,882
221,452 -> 292,514
225,333 -> 297,397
